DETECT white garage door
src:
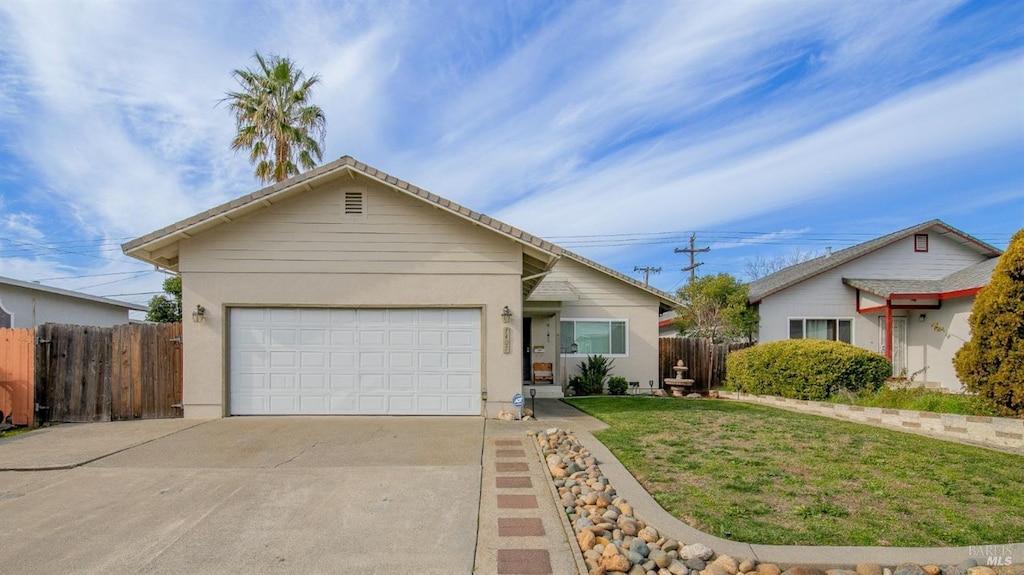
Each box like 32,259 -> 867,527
230,308 -> 481,415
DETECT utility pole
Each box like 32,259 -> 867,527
675,233 -> 709,284
633,266 -> 661,286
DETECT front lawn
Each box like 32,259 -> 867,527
564,396 -> 1024,547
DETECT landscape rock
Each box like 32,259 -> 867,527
739,560 -> 757,573
894,565 -> 928,575
967,569 -> 996,575
828,571 -> 859,575
757,565 -> 782,575
685,558 -> 707,570
703,565 -> 732,575
857,564 -> 883,575
782,568 -> 827,575
922,567 -> 940,575
497,410 -> 515,421
713,555 -> 739,575
667,561 -> 686,575
639,525 -> 659,542
679,544 -> 714,561
578,530 -> 597,551
652,550 -> 672,568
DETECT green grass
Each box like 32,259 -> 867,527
0,426 -> 33,440
829,387 -> 1005,417
564,396 -> 1024,547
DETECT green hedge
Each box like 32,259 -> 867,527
726,339 -> 891,400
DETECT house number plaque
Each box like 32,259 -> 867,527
503,327 -> 511,354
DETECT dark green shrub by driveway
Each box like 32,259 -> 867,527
726,339 -> 891,400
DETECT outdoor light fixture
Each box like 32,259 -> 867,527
501,305 -> 513,324
919,313 -> 927,322
570,342 -> 578,354
191,304 -> 206,323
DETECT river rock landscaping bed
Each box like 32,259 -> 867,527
531,427 -> 1018,575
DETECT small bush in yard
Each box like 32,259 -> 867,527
726,339 -> 891,400
578,355 -> 615,395
607,376 -> 629,395
954,229 -> 1024,416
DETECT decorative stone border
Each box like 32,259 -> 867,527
715,392 -> 1023,453
531,427 -> 1013,574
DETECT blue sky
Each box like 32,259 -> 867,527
0,0 -> 1021,306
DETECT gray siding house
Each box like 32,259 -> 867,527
0,275 -> 146,329
747,220 -> 1002,391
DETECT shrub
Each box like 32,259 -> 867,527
578,355 -> 615,395
607,376 -> 629,396
567,376 -> 584,397
954,230 -> 1024,416
726,339 -> 891,400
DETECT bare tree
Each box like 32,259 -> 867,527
744,249 -> 819,281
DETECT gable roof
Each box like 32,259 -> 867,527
122,156 -> 681,309
0,275 -> 147,311
843,257 -> 999,299
747,220 -> 1002,303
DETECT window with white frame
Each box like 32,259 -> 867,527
789,318 -> 852,344
561,319 -> 627,355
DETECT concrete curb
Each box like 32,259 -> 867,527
550,400 -> 1023,568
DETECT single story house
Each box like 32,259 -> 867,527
122,156 -> 678,418
747,220 -> 1002,391
0,275 -> 146,328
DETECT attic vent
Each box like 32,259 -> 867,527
344,191 -> 364,215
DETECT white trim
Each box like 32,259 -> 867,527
0,295 -> 12,328
786,316 -> 855,344
559,317 -> 630,357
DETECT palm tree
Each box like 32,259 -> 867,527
224,52 -> 327,183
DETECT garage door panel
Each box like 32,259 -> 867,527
270,309 -> 299,323
390,330 -> 414,346
389,373 -> 414,391
270,351 -> 296,367
231,307 -> 480,415
358,395 -> 386,413
419,374 -> 444,391
389,352 -> 415,368
360,374 -> 385,391
446,395 -> 475,414
270,374 -> 295,389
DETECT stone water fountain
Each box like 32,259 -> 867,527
662,359 -> 696,397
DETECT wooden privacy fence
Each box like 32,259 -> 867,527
32,322 -> 183,424
1,328 -> 35,426
658,337 -> 751,392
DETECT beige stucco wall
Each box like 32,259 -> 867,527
539,258 -> 662,389
176,174 -> 529,418
180,273 -> 522,418
0,285 -> 133,328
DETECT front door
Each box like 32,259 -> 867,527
522,317 -> 532,382
892,317 -> 908,377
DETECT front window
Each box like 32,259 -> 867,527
561,319 -> 627,355
788,318 -> 852,344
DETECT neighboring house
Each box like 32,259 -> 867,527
122,156 -> 678,418
657,310 -> 680,337
0,275 -> 146,328
747,220 -> 1002,391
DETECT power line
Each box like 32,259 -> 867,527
675,233 -> 709,284
33,270 -> 154,281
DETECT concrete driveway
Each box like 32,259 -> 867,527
0,417 -> 484,574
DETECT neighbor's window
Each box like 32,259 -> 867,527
561,319 -> 627,355
914,233 -> 928,252
788,318 -> 852,344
